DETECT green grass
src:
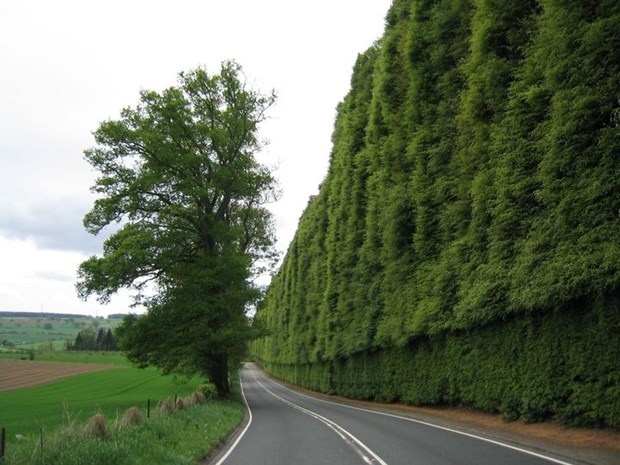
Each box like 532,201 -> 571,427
0,350 -> 131,365
0,367 -> 202,441
3,397 -> 245,465
36,351 -> 130,365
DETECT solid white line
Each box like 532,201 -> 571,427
213,368 -> 253,465
269,378 -> 576,465
255,377 -> 388,465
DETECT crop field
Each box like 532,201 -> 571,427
0,360 -> 201,443
0,359 -> 115,392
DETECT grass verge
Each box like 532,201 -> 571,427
3,397 -> 244,465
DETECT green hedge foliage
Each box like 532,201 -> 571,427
257,295 -> 620,427
252,0 -> 620,428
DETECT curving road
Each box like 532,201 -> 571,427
210,363 -> 577,465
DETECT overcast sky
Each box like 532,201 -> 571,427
0,0 -> 392,316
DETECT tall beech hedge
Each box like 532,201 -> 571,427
252,0 -> 620,428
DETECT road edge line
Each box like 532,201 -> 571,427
212,366 -> 253,465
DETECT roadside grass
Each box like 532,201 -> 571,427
0,366 -> 201,442
0,351 -> 34,360
3,396 -> 245,465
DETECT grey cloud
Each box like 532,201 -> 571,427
0,196 -> 107,255
32,270 -> 75,282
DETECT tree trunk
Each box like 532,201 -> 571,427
209,354 -> 230,397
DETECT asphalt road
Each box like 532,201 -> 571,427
210,363 -> 577,465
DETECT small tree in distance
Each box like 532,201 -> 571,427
76,61 -> 278,396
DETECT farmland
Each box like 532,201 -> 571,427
0,315 -> 242,464
0,355 -> 243,465
0,312 -> 205,445
0,360 -> 202,443
0,312 -> 123,351
0,359 -> 115,391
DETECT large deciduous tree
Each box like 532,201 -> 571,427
76,61 -> 278,396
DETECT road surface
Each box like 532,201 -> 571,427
210,363 -> 577,465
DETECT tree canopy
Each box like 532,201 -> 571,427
77,61 -> 278,395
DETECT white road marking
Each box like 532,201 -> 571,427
270,377 -> 576,465
216,365 -> 576,465
255,377 -> 388,465
213,366 -> 253,465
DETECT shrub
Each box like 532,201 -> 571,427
197,382 -> 218,399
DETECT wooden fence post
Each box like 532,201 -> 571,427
1,427 -> 6,462
147,399 -> 151,419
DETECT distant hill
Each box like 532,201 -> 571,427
0,312 -> 125,350
0,311 -> 127,320
0,311 -> 91,319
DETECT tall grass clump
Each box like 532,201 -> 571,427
84,412 -> 108,439
120,406 -> 142,428
175,396 -> 187,411
157,397 -> 176,416
190,391 -> 206,405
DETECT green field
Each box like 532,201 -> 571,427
0,341 -> 243,464
0,366 -> 202,443
0,314 -> 123,350
0,350 -> 130,365
0,314 -> 242,463
0,316 -> 205,448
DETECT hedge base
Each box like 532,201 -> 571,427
255,293 -> 620,429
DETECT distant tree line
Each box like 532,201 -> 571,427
67,327 -> 119,351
